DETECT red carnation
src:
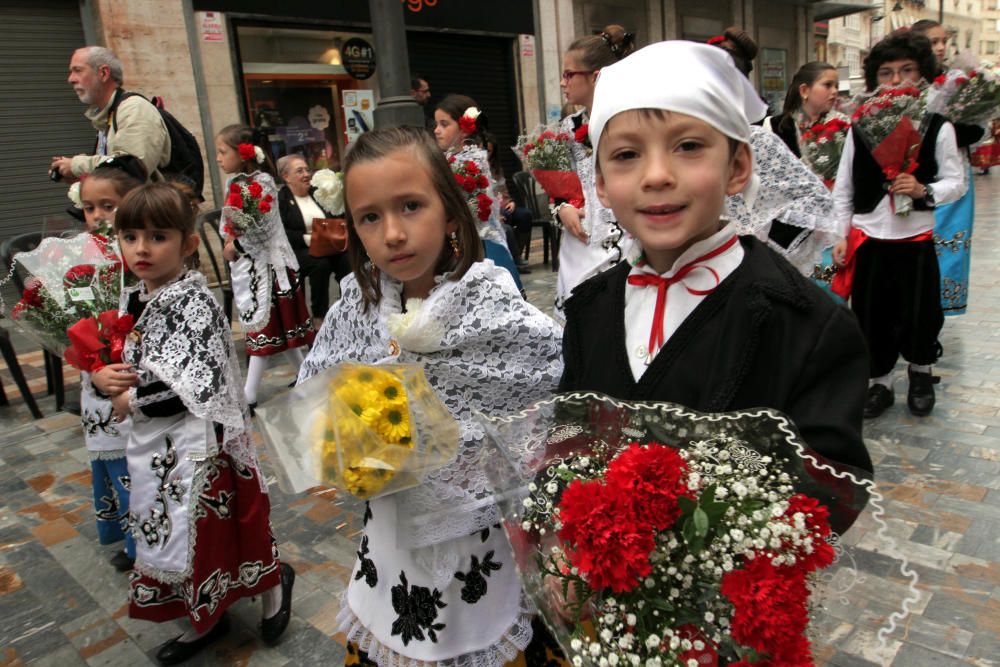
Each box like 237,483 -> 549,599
461,177 -> 476,193
258,200 -> 272,214
229,182 -> 241,194
933,74 -> 946,86
11,301 -> 25,319
225,192 -> 243,209
64,264 -> 97,288
247,181 -> 263,199
557,478 -> 655,593
476,175 -> 489,189
721,556 -> 814,665
458,115 -> 477,135
264,193 -> 274,203
238,143 -> 256,161
524,142 -> 535,153
574,124 -> 590,144
464,160 -> 479,175
605,442 -> 692,530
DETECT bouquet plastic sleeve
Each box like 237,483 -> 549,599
531,169 -> 585,209
256,363 -> 460,499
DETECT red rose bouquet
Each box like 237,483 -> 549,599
851,83 -> 928,216
4,232 -> 129,356
221,175 -> 276,246
448,155 -> 493,222
799,114 -> 851,185
928,66 -> 1000,127
64,309 -> 135,372
480,394 -> 917,667
515,124 -> 585,209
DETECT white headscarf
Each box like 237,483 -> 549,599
588,40 -> 768,149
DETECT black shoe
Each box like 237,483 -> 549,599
109,550 -> 134,572
907,367 -> 939,416
155,613 -> 230,665
863,384 -> 894,419
517,266 -> 533,274
261,562 -> 295,645
248,402 -> 257,417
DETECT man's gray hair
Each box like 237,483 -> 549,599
84,46 -> 124,86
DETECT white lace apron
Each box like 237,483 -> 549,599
80,370 -> 131,459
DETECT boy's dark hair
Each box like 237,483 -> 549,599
435,94 -> 489,147
342,126 -> 484,311
216,123 -> 277,176
87,154 -> 148,198
114,182 -> 197,237
863,30 -> 937,91
567,24 -> 636,70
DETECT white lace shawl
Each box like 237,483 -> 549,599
449,146 -> 508,249
727,127 -> 840,275
561,110 -> 624,258
122,271 -> 262,487
298,260 -> 563,547
222,171 -> 299,286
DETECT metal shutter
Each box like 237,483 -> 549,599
407,32 -> 522,179
0,0 -> 92,241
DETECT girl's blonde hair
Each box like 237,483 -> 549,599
342,126 -> 484,311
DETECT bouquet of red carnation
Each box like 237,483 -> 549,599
4,232 -> 128,355
799,114 -> 851,185
851,83 -> 928,216
515,124 -> 585,209
448,155 -> 493,222
479,393 -> 916,667
928,66 -> 1000,127
64,309 -> 135,372
221,175 -> 277,246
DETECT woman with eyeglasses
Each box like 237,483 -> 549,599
552,24 -> 635,317
276,154 -> 351,329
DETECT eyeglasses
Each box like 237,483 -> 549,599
876,64 -> 920,81
561,69 -> 594,81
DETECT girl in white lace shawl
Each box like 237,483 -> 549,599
299,127 -> 564,667
216,124 -> 314,407
92,183 -> 292,660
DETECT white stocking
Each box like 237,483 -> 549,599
284,347 -> 306,371
245,355 -> 269,405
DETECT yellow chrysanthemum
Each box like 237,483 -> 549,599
375,406 -> 411,443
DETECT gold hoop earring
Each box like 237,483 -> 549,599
449,232 -> 461,259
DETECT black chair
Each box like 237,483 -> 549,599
0,320 -> 43,419
0,232 -> 67,413
197,209 -> 234,323
511,172 -> 560,269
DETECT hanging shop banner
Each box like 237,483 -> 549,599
341,38 -> 376,80
343,89 -> 375,143
760,48 -> 788,114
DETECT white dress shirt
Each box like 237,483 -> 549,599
294,193 -> 326,246
831,123 -> 965,239
625,223 -> 744,381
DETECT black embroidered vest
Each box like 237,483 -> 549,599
851,113 -> 946,214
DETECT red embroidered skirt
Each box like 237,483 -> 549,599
128,452 -> 281,633
246,268 -> 315,357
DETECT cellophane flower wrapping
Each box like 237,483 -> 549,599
800,115 -> 851,183
256,363 -> 460,500
311,168 -> 345,215
927,66 -> 1000,127
5,229 -> 127,356
515,124 -> 585,208
478,393 -> 890,667
221,174 -> 276,246
851,83 -> 928,216
447,156 -> 493,223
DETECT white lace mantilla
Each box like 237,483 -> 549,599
448,146 -> 508,249
223,171 -> 299,331
728,127 -> 839,276
299,260 -> 563,549
121,271 -> 262,486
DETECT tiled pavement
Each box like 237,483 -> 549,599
1,183 -> 998,666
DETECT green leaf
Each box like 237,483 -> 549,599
677,495 -> 698,515
693,507 -> 709,537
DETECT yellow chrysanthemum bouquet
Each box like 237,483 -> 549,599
257,364 -> 459,499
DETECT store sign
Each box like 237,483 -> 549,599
519,34 -> 535,58
341,38 -> 376,80
343,90 -> 375,143
760,48 -> 787,113
199,11 -> 224,42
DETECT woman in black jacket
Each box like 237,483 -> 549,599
276,154 -> 350,329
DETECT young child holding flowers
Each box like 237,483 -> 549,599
559,41 -> 873,526
830,30 -> 966,419
92,183 -> 293,664
215,124 -> 314,408
297,126 -> 564,666
76,155 -> 146,572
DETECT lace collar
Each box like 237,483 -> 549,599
135,269 -> 203,303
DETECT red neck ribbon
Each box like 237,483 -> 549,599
627,236 -> 738,358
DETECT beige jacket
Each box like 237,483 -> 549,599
71,90 -> 171,179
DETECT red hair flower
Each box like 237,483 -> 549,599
458,107 -> 481,135
707,35 -> 726,45
238,143 -> 256,162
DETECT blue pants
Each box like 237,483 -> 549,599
91,456 -> 135,558
934,167 -> 974,316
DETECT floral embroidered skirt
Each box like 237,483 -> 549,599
245,268 -> 315,356
934,167 -> 974,316
128,451 -> 281,633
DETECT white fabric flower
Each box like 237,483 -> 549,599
463,106 -> 481,120
311,168 -> 345,215
253,146 -> 265,164
68,182 -> 82,208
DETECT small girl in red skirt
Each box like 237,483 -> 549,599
216,124 -> 314,408
93,183 -> 294,664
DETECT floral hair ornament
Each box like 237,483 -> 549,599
238,143 -> 266,165
67,181 -> 83,209
707,35 -> 727,46
458,107 -> 481,135
601,30 -> 636,59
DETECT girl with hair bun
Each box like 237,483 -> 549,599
553,24 -> 635,316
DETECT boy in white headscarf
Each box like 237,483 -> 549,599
559,41 -> 873,516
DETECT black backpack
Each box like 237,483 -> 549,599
110,90 -> 205,197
